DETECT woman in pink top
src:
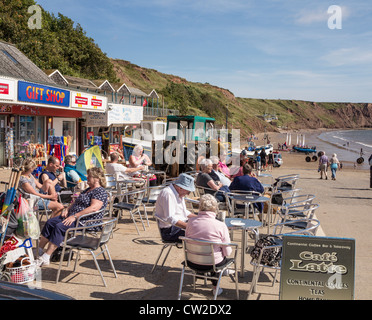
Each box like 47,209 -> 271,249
185,194 -> 232,296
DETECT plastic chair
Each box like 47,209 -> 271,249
178,236 -> 239,300
151,216 -> 181,273
113,188 -> 147,234
248,218 -> 320,299
55,217 -> 118,287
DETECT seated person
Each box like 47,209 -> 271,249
106,152 -> 145,180
128,144 -> 152,170
218,152 -> 231,179
154,173 -> 197,242
37,167 -> 108,267
18,158 -> 64,217
39,156 -> 67,193
196,159 -> 230,202
186,194 -> 233,296
229,163 -> 264,212
210,156 -> 231,187
64,155 -> 87,188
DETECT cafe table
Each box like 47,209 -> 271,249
225,217 -> 262,277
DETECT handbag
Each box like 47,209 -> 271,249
250,235 -> 282,267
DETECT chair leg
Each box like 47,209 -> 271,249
178,266 -> 185,300
151,244 -> 167,273
234,263 -> 239,300
90,251 -> 107,287
129,210 -> 140,235
160,245 -> 173,267
55,245 -> 68,284
213,273 -> 224,300
102,245 -> 117,278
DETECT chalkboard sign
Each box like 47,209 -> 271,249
280,235 -> 355,300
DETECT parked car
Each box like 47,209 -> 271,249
0,281 -> 74,300
273,151 -> 283,167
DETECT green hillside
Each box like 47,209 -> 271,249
0,0 -> 116,81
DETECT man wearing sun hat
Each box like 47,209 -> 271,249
154,173 -> 197,242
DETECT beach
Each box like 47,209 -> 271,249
0,130 -> 371,301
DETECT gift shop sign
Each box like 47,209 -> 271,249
71,91 -> 107,112
0,78 -> 16,101
279,235 -> 355,300
18,81 -> 70,107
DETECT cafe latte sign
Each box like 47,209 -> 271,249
280,235 -> 355,300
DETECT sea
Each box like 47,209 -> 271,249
315,129 -> 372,170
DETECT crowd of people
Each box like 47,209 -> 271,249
15,144 -> 269,296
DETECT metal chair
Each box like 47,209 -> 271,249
265,186 -> 301,233
142,185 -> 167,220
225,190 -> 262,219
248,218 -> 320,299
178,236 -> 239,300
112,188 -> 147,234
276,203 -> 320,231
151,216 -> 181,273
55,217 -> 118,287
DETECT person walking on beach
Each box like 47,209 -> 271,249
318,151 -> 329,180
329,153 -> 340,180
369,154 -> 372,188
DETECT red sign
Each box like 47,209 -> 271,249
0,83 -> 9,95
91,99 -> 103,107
75,96 -> 88,105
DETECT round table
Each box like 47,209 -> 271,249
225,218 -> 262,277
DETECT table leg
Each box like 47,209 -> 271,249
240,228 -> 246,277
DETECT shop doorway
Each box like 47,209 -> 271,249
53,118 -> 77,155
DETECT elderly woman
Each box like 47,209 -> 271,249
186,194 -> 233,296
18,158 -> 64,217
329,153 -> 340,180
129,144 -> 152,169
196,158 -> 230,202
36,167 -> 108,267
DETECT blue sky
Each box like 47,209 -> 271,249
35,0 -> 372,103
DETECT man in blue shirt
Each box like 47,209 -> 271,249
39,156 -> 66,193
229,163 -> 264,212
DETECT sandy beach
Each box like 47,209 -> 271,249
0,130 -> 371,301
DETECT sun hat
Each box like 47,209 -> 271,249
174,173 -> 195,192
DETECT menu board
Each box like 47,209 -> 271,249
280,235 -> 355,300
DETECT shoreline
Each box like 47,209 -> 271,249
242,128 -> 371,172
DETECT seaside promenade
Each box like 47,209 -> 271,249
0,148 -> 370,301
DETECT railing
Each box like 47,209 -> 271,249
143,107 -> 179,117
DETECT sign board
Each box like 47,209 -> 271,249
0,78 -> 16,101
70,91 -> 107,113
18,81 -> 70,107
84,104 -> 143,126
107,104 -> 143,125
280,235 -> 355,300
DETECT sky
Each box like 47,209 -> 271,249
35,0 -> 372,103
